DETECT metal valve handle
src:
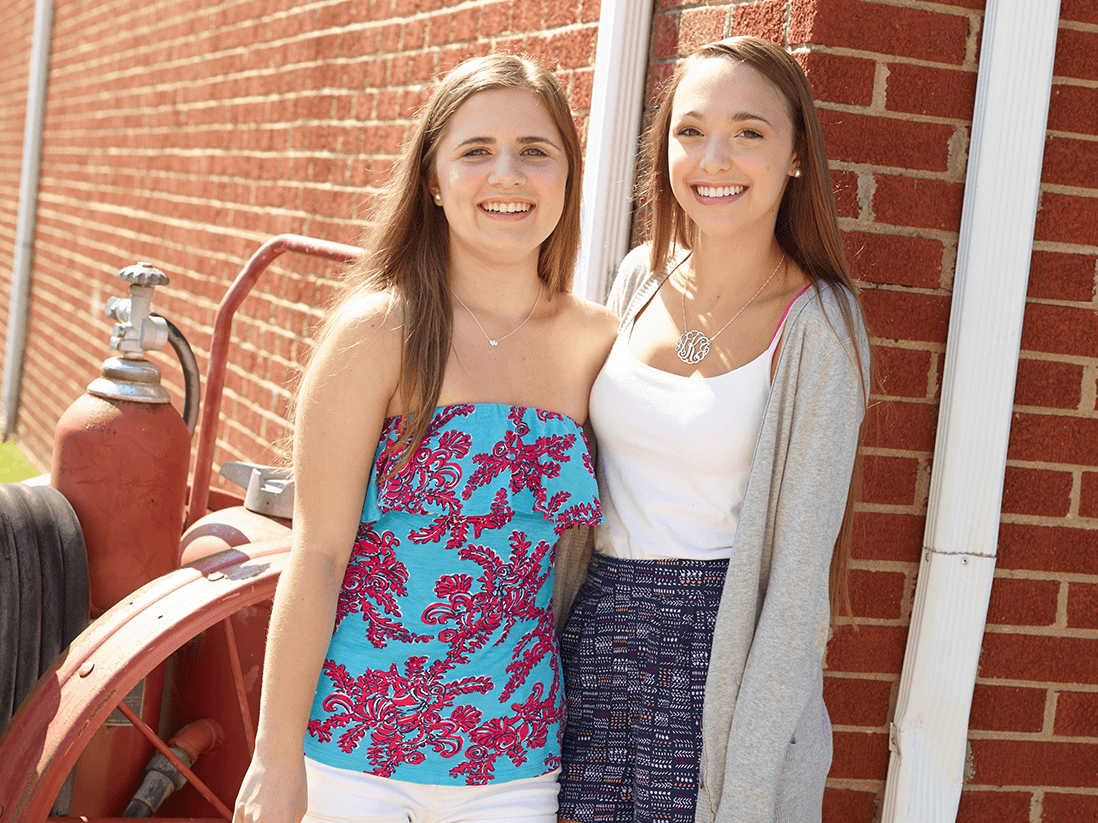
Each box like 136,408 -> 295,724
105,263 -> 170,355
117,262 -> 170,288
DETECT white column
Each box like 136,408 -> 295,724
572,0 -> 653,303
2,0 -> 55,438
880,1 -> 1062,821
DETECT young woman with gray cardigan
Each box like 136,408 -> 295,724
554,37 -> 871,823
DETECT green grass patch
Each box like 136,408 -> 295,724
0,439 -> 41,483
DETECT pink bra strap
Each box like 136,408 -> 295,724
769,284 -> 812,346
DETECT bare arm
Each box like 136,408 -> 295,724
233,294 -> 401,823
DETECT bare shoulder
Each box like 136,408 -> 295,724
553,292 -> 618,352
301,288 -> 402,403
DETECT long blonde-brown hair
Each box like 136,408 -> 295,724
641,36 -> 871,620
312,54 -> 583,470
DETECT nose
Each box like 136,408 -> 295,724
488,150 -> 526,187
699,137 -> 732,174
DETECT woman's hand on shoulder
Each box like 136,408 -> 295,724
233,752 -> 307,823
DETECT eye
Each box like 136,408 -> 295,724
460,147 -> 489,158
675,126 -> 702,138
738,128 -> 764,140
521,146 -> 550,158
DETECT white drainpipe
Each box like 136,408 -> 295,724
573,0 -> 654,303
881,1 -> 1061,820
2,0 -> 55,439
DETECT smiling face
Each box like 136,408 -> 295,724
431,88 -> 569,270
667,56 -> 800,247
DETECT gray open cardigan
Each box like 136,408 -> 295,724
552,246 -> 870,823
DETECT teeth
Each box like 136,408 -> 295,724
482,202 -> 531,214
697,185 -> 744,198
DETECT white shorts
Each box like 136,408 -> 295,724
302,757 -> 560,823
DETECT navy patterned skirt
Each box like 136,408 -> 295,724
558,554 -> 729,823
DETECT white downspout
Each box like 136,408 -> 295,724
573,0 -> 653,303
880,2 -> 1061,821
2,0 -> 55,439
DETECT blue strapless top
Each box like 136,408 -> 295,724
305,404 -> 600,785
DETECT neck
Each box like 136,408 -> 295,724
686,234 -> 786,299
448,247 -> 544,314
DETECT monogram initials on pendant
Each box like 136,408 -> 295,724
676,330 -> 711,364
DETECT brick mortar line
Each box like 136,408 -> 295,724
858,446 -> 936,459
1040,182 -> 1098,197
828,615 -> 909,627
1031,239 -> 1098,254
1007,402 -> 1098,417
964,784 -> 1098,795
865,339 -> 947,352
838,206 -> 961,232
793,44 -> 978,73
991,570 -> 1095,584
1007,458 -> 1098,471
821,778 -> 884,791
967,731 -> 1098,743
848,559 -> 919,574
1058,18 -> 1098,34
999,510 -> 1098,528
982,624 -> 1098,639
1049,76 -> 1098,89
1018,295 -> 1098,309
816,98 -> 974,128
1047,128 -> 1098,141
830,724 -> 890,734
855,502 -> 928,516
852,0 -> 979,15
839,222 -> 958,243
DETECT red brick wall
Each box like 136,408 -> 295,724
2,1 -> 1096,821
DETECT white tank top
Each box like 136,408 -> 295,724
589,314 -> 785,560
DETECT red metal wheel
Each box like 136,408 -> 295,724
0,538 -> 290,823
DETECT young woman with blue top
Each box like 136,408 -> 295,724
233,54 -> 616,823
554,37 -> 872,823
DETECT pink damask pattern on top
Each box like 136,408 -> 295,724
305,404 -> 598,785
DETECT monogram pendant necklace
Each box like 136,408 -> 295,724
452,285 -> 541,347
675,254 -> 785,365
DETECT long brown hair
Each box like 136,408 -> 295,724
313,53 -> 583,470
641,36 -> 871,620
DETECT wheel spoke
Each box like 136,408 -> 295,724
115,702 -> 233,821
221,616 -> 256,756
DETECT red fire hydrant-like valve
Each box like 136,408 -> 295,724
52,262 -> 191,617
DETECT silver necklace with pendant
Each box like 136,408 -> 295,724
675,254 -> 785,365
452,285 -> 541,347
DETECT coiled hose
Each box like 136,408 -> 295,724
0,482 -> 89,731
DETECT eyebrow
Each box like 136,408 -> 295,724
677,110 -> 774,127
454,135 -> 562,150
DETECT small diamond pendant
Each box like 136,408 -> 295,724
676,330 -> 711,364
489,339 -> 498,347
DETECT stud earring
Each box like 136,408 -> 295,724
791,169 -> 802,178
433,192 -> 442,204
